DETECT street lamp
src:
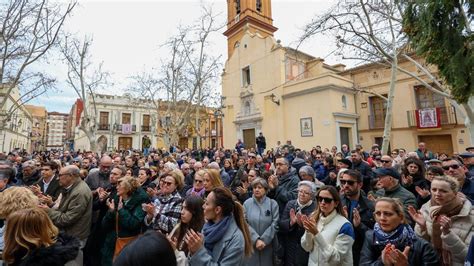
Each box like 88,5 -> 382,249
213,109 -> 224,149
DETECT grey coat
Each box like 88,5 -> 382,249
189,218 -> 245,266
48,179 -> 93,241
244,196 -> 279,266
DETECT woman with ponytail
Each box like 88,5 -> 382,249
185,187 -> 252,265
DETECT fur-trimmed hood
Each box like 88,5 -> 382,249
15,233 -> 80,266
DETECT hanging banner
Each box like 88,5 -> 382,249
415,108 -> 441,128
122,124 -> 132,134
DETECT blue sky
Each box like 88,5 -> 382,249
28,0 -> 338,113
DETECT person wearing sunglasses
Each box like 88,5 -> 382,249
300,185 -> 355,266
340,170 -> 375,266
143,169 -> 183,234
441,158 -> 474,204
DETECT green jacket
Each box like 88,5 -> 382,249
376,183 -> 417,225
48,179 -> 92,241
100,187 -> 148,266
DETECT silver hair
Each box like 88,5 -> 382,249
298,180 -> 317,195
251,177 -> 269,191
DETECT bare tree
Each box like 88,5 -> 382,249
0,0 -> 76,137
130,5 -> 222,148
299,0 -> 474,153
60,35 -> 110,152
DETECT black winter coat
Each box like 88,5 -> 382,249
278,199 -> 316,266
359,229 -> 439,266
10,233 -> 80,266
352,161 -> 373,193
341,193 -> 375,266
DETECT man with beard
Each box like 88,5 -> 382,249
351,150 -> 373,193
267,157 -> 300,264
84,165 -> 126,266
85,156 -> 113,193
267,157 -> 300,215
339,170 -> 375,266
21,160 -> 41,186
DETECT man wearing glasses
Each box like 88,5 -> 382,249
340,170 -> 375,266
442,158 -> 474,204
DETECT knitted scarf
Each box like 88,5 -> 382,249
429,196 -> 464,266
203,216 -> 232,253
296,199 -> 313,213
373,223 -> 416,248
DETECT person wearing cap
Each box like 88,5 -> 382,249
427,158 -> 443,168
374,167 -> 417,225
466,146 -> 474,153
459,152 -> 474,177
337,158 -> 352,170
340,170 -> 375,266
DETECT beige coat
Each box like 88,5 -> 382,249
48,179 -> 93,241
415,199 -> 474,266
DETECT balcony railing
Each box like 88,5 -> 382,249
407,106 -> 457,127
98,124 -> 110,130
368,115 -> 385,129
115,124 -> 137,132
141,125 -> 151,132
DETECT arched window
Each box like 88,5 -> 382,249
342,95 -> 347,110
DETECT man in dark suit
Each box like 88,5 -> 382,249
32,161 -> 61,201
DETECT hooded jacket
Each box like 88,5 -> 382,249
10,233 -> 80,266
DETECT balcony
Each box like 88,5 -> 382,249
98,124 -> 110,130
407,106 -> 457,127
368,115 -> 385,129
115,124 -> 137,133
141,125 -> 151,132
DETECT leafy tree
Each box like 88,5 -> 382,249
403,0 -> 473,104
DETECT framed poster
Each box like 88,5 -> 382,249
300,117 -> 313,137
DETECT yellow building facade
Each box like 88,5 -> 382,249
342,59 -> 469,155
222,0 -> 358,150
222,0 -> 471,154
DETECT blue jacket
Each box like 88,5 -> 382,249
462,177 -> 474,205
189,218 -> 245,266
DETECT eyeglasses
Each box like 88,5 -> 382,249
340,179 -> 356,186
317,196 -> 334,203
298,189 -> 312,196
442,164 -> 460,171
248,156 -> 256,159
162,180 -> 174,186
381,160 -> 391,163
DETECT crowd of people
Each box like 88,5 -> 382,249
0,139 -> 473,266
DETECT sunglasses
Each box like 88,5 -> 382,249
442,164 -> 460,171
162,181 -> 174,186
340,179 -> 356,186
381,160 -> 391,163
317,196 -> 334,204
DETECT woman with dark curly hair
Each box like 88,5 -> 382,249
401,158 -> 429,207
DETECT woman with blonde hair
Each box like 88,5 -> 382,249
0,187 -> 39,251
202,169 -> 223,198
409,175 -> 473,266
3,208 -> 80,266
101,176 -> 149,266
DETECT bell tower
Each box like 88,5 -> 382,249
224,0 -> 278,57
